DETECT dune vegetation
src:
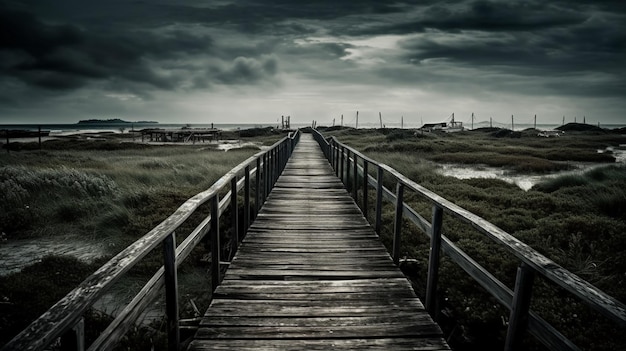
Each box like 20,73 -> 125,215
1,125 -> 624,350
320,126 -> 625,351
0,130 -> 284,347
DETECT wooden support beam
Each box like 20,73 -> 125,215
392,182 -> 404,265
425,205 -> 443,315
163,232 -> 180,351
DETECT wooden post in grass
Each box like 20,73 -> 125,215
163,232 -> 179,351
211,195 -> 221,291
425,205 -> 443,315
363,161 -> 369,219
60,318 -> 84,351
505,263 -> 535,350
352,153 -> 358,199
230,176 -> 238,259
244,165 -> 250,235
392,182 -> 405,265
375,165 -> 383,234
346,149 -> 351,191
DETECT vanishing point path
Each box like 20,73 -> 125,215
188,134 -> 450,350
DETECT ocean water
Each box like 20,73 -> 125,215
1,121 -> 625,133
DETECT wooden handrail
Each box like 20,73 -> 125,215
310,128 -> 625,351
2,130 -> 301,351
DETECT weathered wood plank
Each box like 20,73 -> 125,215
188,134 -> 449,351
189,338 -> 450,351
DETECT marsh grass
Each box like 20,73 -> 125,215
0,133 -> 282,348
326,128 -> 626,350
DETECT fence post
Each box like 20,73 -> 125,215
340,146 -> 345,183
163,231 -> 179,351
352,153 -> 358,199
346,149 -> 351,190
244,165 -> 250,235
335,144 -> 340,177
263,153 -> 269,201
230,176 -> 239,259
60,317 -> 85,351
505,262 -> 535,351
363,161 -> 369,219
273,147 -> 278,185
255,158 -> 261,212
375,166 -> 383,235
267,151 -> 273,192
392,182 -> 404,265
211,195 -> 221,291
425,205 -> 443,315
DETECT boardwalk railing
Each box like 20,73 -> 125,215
310,128 -> 626,351
2,131 -> 301,351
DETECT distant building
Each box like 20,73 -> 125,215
419,121 -> 464,133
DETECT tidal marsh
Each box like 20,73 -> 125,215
0,130 -> 284,347
322,126 -> 625,350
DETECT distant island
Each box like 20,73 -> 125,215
77,119 -> 158,124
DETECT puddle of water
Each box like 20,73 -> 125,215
216,140 -> 263,151
0,237 -> 107,276
438,148 -> 625,191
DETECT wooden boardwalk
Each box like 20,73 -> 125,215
188,134 -> 450,350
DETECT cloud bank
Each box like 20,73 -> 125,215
1,0 -> 624,124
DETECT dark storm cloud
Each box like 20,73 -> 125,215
0,6 -> 215,92
204,55 -> 279,86
1,0 -> 625,122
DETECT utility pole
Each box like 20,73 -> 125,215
333,118 -> 335,127
511,115 -> 514,131
341,114 -> 343,127
490,117 -> 492,128
562,116 -> 565,126
401,116 -> 404,129
356,111 -> 359,129
379,112 -> 383,129
471,112 -> 474,130
534,114 -> 536,130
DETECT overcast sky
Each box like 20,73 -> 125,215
1,0 -> 625,126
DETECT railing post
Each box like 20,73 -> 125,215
335,144 -> 340,177
267,151 -> 273,191
346,149 -> 351,190
244,165 -> 250,235
505,262 -> 535,351
425,205 -> 443,315
255,158 -> 261,212
375,165 -> 383,234
281,143 -> 286,171
340,146 -> 345,183
211,195 -> 221,291
363,161 -> 369,219
392,182 -> 404,265
273,147 -> 277,185
263,153 -> 269,201
60,317 -> 85,351
230,176 -> 239,259
352,153 -> 358,200
163,231 -> 179,351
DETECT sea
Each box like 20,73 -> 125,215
1,121 -> 625,134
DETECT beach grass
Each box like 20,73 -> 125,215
2,127 -> 625,349
0,131 -> 284,348
322,126 -> 626,350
